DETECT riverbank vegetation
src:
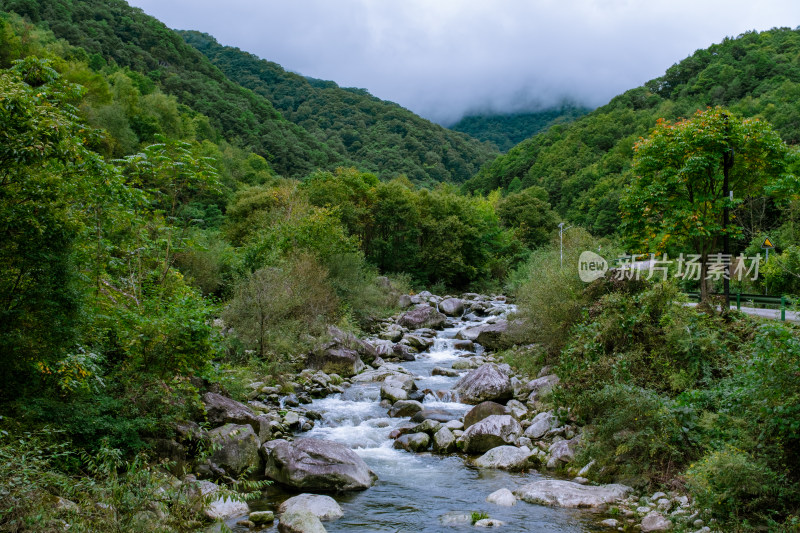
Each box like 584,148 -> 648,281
506,234 -> 800,530
3,1 -> 800,530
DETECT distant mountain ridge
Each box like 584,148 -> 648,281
0,0 -> 497,184
179,31 -> 497,186
464,27 -> 800,235
449,105 -> 591,152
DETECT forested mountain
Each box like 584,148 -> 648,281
180,31 -> 497,186
0,0 -> 497,184
464,27 -> 800,235
449,105 -> 590,152
0,0 -> 346,177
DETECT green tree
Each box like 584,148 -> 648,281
496,186 -> 559,248
0,58 -> 114,396
621,107 -> 791,301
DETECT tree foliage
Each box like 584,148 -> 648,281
621,108 -> 792,299
464,28 -> 800,237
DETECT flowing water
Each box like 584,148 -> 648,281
234,301 -> 597,532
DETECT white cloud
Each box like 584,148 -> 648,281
128,0 -> 800,124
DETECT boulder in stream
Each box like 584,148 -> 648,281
454,364 -> 513,405
398,305 -> 447,330
207,423 -> 262,477
306,346 -> 365,378
463,401 -> 507,429
263,438 -> 376,491
458,414 -> 522,454
439,298 -> 465,317
486,488 -> 516,506
278,494 -> 343,521
474,445 -> 534,470
389,400 -> 423,418
456,321 -> 510,351
513,480 -> 633,508
432,427 -> 457,453
278,510 -> 327,533
393,432 -> 430,452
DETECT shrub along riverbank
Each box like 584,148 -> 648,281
502,238 -> 800,531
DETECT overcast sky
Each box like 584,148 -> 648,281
128,0 -> 800,125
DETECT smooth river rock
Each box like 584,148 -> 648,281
393,432 -> 430,452
207,423 -> 261,476
464,401 -> 507,429
195,480 -> 249,520
524,411 -> 557,439
458,414 -> 522,454
513,480 -> 633,508
278,494 -> 343,521
432,427 -> 457,453
456,321 -> 509,351
439,298 -> 465,317
306,346 -> 364,378
389,400 -> 424,418
454,364 -> 513,405
263,438 -> 376,491
398,305 -> 447,330
474,445 -> 533,470
641,511 -> 673,531
278,510 -> 327,533
486,488 -> 516,506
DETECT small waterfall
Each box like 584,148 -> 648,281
424,389 -> 460,403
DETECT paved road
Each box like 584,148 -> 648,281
686,302 -> 800,322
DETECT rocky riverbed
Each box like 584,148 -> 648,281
180,292 -> 711,532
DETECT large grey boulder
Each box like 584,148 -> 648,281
439,298 -> 465,317
402,334 -> 434,350
457,321 -> 510,351
411,408 -> 460,423
454,364 -> 513,405
547,437 -> 578,467
380,382 -> 408,403
464,401 -> 507,429
525,412 -> 556,439
278,510 -> 327,533
432,427 -> 457,454
263,439 -> 376,491
306,346 -> 364,378
513,480 -> 632,508
486,488 -> 516,506
641,512 -> 672,531
474,446 -> 533,470
458,415 -> 522,454
389,400 -> 423,418
393,432 -> 430,452
194,480 -> 250,520
524,375 -> 560,401
398,305 -> 447,330
203,392 -> 261,434
350,364 -> 412,383
207,423 -> 262,477
327,326 -> 378,364
278,494 -> 343,521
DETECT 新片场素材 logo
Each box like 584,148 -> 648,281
578,251 -> 608,282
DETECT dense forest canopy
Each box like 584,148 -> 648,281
0,0 -> 498,184
179,31 -> 498,187
464,27 -> 800,237
448,104 -> 591,152
2,2 -> 800,530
